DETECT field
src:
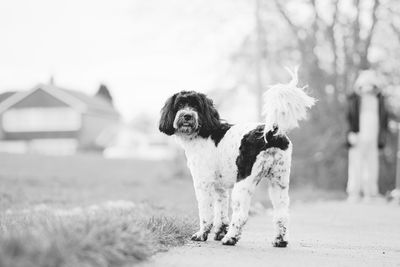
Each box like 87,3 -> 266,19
0,153 -> 344,266
0,153 -> 201,266
0,153 -> 197,212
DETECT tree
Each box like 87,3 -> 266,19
225,0 -> 400,191
96,84 -> 114,105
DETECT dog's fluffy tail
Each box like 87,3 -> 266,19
263,67 -> 316,137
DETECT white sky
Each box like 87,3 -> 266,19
0,0 -> 253,121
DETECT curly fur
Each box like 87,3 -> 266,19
159,81 -> 314,247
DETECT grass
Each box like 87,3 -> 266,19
0,203 -> 196,267
0,152 -> 344,266
0,153 -> 196,212
0,153 -> 198,266
0,153 -> 344,212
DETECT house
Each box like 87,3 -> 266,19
0,83 -> 120,155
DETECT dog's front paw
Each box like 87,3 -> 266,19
191,231 -> 209,242
221,236 -> 238,246
214,224 -> 228,241
272,236 -> 288,248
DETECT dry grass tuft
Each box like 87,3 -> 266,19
0,204 -> 196,267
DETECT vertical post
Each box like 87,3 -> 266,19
255,0 -> 263,122
396,123 -> 400,190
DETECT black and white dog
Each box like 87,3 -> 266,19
159,69 -> 315,246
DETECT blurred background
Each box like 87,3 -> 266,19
1,0 -> 400,212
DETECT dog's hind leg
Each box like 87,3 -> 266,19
267,149 -> 291,247
221,178 -> 256,246
269,182 -> 290,247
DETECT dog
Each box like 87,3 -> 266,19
158,68 -> 315,246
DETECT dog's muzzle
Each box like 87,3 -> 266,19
174,109 -> 199,135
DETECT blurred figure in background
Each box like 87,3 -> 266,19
346,70 -> 389,202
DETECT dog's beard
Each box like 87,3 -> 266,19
173,110 -> 199,136
175,118 -> 198,135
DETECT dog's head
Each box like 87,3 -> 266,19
159,91 -> 220,138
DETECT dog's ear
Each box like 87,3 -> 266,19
159,93 -> 178,135
198,93 -> 220,137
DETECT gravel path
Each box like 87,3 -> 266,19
140,201 -> 400,267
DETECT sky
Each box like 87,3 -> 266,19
0,0 -> 254,121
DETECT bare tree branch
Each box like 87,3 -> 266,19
360,0 -> 380,69
309,0 -> 329,32
272,0 -> 305,44
387,3 -> 400,43
353,0 -> 361,60
326,0 -> 340,92
390,21 -> 400,43
364,0 -> 380,50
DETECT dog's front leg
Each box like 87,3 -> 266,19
191,181 -> 214,242
213,186 -> 230,241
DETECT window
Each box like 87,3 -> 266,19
2,107 -> 82,132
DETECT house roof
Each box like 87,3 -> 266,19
0,84 -> 119,117
59,88 -> 117,115
0,91 -> 16,104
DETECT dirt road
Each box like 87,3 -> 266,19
140,201 -> 400,267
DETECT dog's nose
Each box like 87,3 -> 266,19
183,114 -> 192,121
